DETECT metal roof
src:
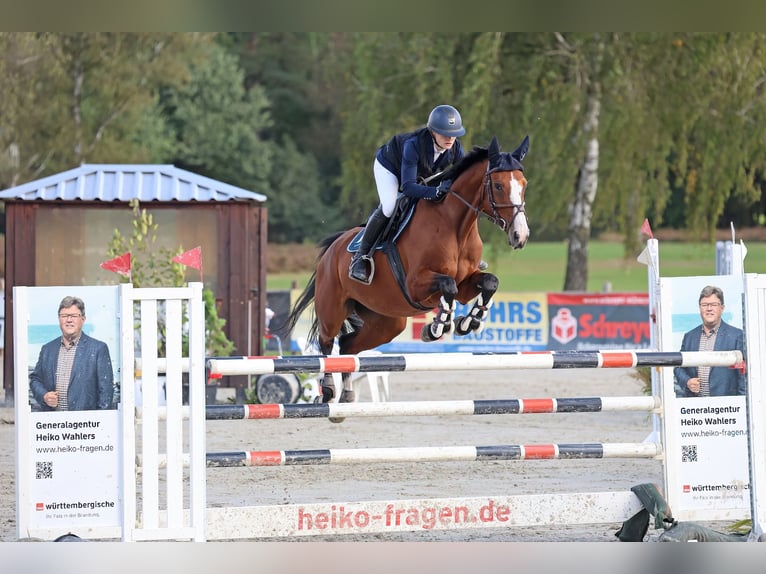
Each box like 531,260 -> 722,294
0,164 -> 267,203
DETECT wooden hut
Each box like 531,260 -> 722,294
0,164 -> 268,405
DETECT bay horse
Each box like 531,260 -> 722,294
284,135 -> 530,409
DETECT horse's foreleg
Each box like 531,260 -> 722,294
420,276 -> 459,342
454,273 -> 499,336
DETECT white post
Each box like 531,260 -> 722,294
187,282 -> 207,541
638,238 -> 662,444
121,283 -> 206,541
120,284 -> 137,541
744,273 -> 766,539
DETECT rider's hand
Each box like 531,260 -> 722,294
433,179 -> 451,201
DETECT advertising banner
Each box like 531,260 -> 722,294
659,275 -> 750,521
15,285 -> 123,539
547,293 -> 651,350
375,292 -> 549,353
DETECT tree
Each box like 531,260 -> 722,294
557,33 -> 605,291
662,33 -> 766,239
224,32 -> 352,235
264,136 -> 340,243
157,41 -> 274,194
0,32 -> 215,189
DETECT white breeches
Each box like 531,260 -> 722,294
373,158 -> 400,217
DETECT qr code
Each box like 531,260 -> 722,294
36,461 -> 53,479
681,445 -> 698,463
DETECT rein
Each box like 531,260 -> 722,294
446,165 -> 525,232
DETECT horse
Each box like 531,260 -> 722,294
284,135 -> 530,410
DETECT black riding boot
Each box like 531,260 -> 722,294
349,207 -> 390,284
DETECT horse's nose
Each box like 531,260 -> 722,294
508,215 -> 529,248
511,229 -> 529,249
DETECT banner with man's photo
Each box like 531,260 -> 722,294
658,275 -> 750,522
14,285 -> 123,540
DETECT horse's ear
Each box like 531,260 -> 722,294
512,134 -> 530,162
488,136 -> 501,168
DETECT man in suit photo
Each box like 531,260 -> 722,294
29,295 -> 115,411
674,285 -> 747,397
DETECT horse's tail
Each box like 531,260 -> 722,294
283,269 -> 318,346
281,231 -> 346,349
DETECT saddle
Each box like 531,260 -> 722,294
347,195 -> 418,254
346,196 -> 431,311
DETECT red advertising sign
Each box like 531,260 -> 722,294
547,293 -> 650,350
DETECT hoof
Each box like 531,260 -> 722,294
321,385 -> 335,403
420,323 -> 440,342
329,390 -> 356,423
454,315 -> 481,336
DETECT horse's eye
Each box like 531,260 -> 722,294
494,182 -> 504,191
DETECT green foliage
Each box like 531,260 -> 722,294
157,42 -> 274,195
265,136 -> 340,242
107,198 -> 235,357
6,32 -> 766,288
107,199 -> 186,288
202,287 -> 235,357
218,32 -> 349,239
634,367 -> 653,395
0,32 -> 215,189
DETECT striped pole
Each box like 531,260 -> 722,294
205,442 -> 661,467
188,396 -> 660,421
206,350 -> 743,378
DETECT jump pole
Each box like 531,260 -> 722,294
139,441 -> 661,469
138,395 -> 660,421
204,442 -> 661,467
206,350 -> 743,378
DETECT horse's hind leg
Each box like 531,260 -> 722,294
319,359 -> 337,404
313,297 -> 355,404
336,312 -> 406,403
454,272 -> 499,336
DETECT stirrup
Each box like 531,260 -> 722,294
349,255 -> 375,285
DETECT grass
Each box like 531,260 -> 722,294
266,240 -> 766,293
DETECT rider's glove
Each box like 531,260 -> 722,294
432,179 -> 451,201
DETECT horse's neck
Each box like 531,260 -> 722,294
443,165 -> 486,238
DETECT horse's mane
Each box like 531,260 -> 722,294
441,146 -> 488,182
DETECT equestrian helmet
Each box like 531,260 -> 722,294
427,104 -> 466,137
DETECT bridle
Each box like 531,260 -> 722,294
446,164 -> 526,232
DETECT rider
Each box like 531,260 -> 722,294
348,104 -> 468,284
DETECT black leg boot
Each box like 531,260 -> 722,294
349,207 -> 390,284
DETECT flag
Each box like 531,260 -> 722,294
100,252 -> 132,279
172,246 -> 203,282
640,218 -> 654,239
